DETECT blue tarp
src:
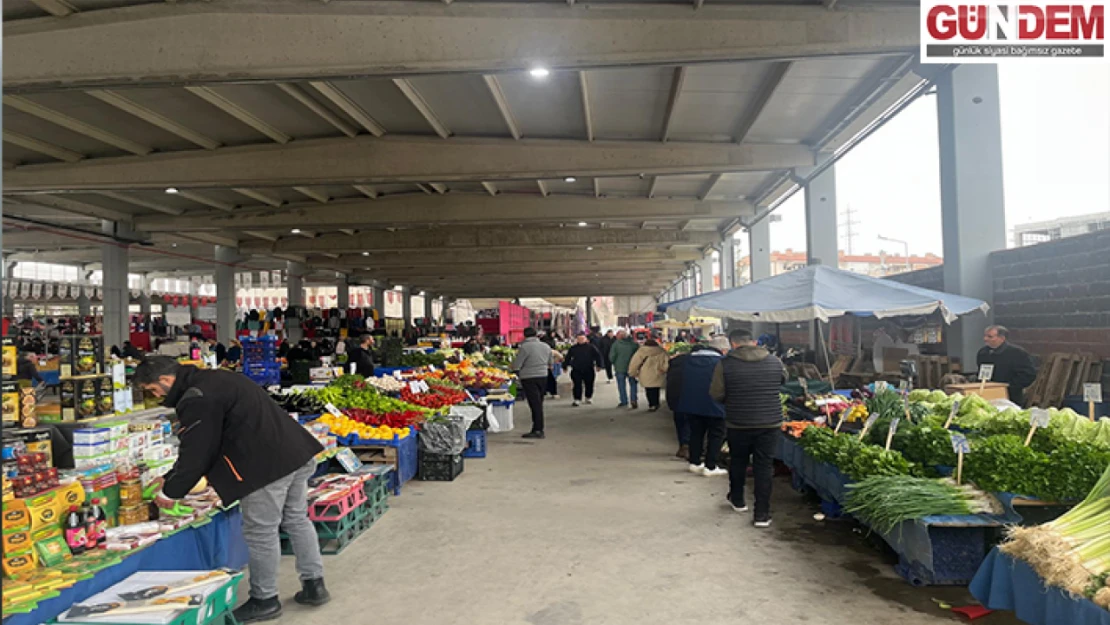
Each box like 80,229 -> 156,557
970,547 -> 1110,625
661,265 -> 988,323
8,508 -> 249,625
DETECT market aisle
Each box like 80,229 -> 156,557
269,381 -> 1013,625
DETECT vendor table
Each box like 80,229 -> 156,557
970,547 -> 1110,625
7,508 -> 249,625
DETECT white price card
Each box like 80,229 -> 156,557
1029,408 -> 1051,428
898,380 -> 909,392
393,370 -> 403,379
949,400 -> 961,419
978,364 -> 995,382
1084,383 -> 1103,403
864,413 -> 880,429
950,432 -> 971,454
876,381 -> 890,392
815,398 -> 841,406
418,380 -> 430,393
888,417 -> 901,434
408,381 -> 423,394
324,402 -> 344,418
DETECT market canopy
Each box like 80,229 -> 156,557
661,265 -> 989,324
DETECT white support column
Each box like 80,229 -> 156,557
698,255 -> 715,293
402,287 -> 413,329
749,218 -> 771,282
77,292 -> 91,317
215,246 -> 243,345
371,285 -> 385,328
802,153 -> 839,267
138,275 -> 152,322
100,221 -> 130,351
423,292 -> 433,324
937,65 -> 1006,372
720,241 -> 736,290
286,261 -> 306,341
336,276 -> 350,310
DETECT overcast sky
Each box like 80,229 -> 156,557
752,65 -> 1110,259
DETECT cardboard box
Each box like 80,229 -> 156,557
6,428 -> 53,468
59,335 -> 103,377
1,381 -> 19,425
1,338 -> 16,378
18,388 -> 36,425
73,428 -> 110,445
945,382 -> 1010,402
73,442 -> 110,459
60,378 -> 77,421
2,500 -> 30,531
142,444 -> 176,463
96,376 -> 114,415
75,456 -> 114,471
2,551 -> 36,579
2,529 -> 32,554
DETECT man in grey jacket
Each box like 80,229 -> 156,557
512,327 -> 554,439
710,328 -> 786,528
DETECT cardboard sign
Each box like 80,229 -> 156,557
978,364 -> 995,382
336,448 -> 363,473
1029,408 -> 1051,429
944,400 -> 961,429
408,381 -> 423,394
950,432 -> 971,454
1084,383 -> 1103,403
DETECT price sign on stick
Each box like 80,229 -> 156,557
944,400 -> 961,430
325,403 -> 344,419
1084,383 -> 1103,422
902,392 -> 914,423
950,433 -> 971,485
859,413 -> 880,440
885,417 -> 901,451
978,364 -> 995,395
1025,408 -> 1050,446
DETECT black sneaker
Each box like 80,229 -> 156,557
522,431 -> 545,439
754,517 -> 773,528
630,401 -> 639,409
233,597 -> 282,623
294,578 -> 331,607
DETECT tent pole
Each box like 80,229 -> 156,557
818,319 -> 835,391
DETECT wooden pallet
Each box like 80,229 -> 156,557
1025,352 -> 1102,408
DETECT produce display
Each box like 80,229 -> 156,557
844,476 -> 1001,534
427,362 -> 511,390
1001,464 -> 1110,609
964,434 -> 1110,502
365,375 -> 407,393
302,376 -> 433,416
797,427 -> 912,481
399,385 -> 468,410
315,412 -> 413,442
399,352 -> 447,368
485,346 -> 516,370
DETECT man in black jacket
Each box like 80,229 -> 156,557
598,330 -> 616,383
136,357 -> 328,623
563,333 -> 604,406
977,325 -> 1038,405
348,333 -> 376,377
710,329 -> 786,528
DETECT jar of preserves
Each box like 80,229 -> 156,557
117,504 -> 149,526
118,478 -> 143,507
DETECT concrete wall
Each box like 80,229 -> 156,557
989,228 -> 1110,360
886,266 -> 944,291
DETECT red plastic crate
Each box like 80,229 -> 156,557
309,485 -> 367,522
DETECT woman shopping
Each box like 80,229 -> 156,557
627,337 -> 669,412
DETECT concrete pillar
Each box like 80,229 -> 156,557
585,296 -> 594,328
77,293 -> 91,317
215,246 -> 243,345
802,153 -> 839,268
100,221 -> 130,351
138,275 -> 152,322
423,292 -> 433,325
698,255 -> 715,293
286,262 -> 306,341
371,285 -> 385,329
401,287 -> 413,328
336,276 -> 350,310
720,241 -> 736,290
749,218 -> 771,282
937,65 -> 1007,372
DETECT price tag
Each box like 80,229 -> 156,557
393,370 -> 403,379
949,432 -> 971,454
349,363 -> 357,375
408,381 -> 423,394
944,400 -> 961,429
875,381 -> 890,392
898,380 -> 908,392
324,402 -> 343,418
428,365 -> 436,372
815,398 -> 841,406
864,413 -> 879,429
889,417 -> 901,434
1029,408 -> 1051,428
419,380 -> 430,393
978,364 -> 995,382
1084,383 -> 1103,403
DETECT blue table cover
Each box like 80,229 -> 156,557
7,508 -> 249,625
970,547 -> 1110,625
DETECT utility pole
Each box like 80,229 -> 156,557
839,204 -> 860,255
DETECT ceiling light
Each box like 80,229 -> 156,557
165,187 -> 179,194
578,221 -> 588,227
291,228 -> 301,234
362,252 -> 370,256
171,243 -> 178,248
564,176 -> 577,183
529,67 -> 550,79
586,246 -> 593,251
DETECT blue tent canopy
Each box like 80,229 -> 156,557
660,265 -> 988,323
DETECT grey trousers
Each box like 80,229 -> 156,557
239,460 -> 324,600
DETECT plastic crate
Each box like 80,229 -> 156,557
348,432 -> 418,496
418,451 -> 464,481
463,430 -> 487,458
308,485 -> 367,522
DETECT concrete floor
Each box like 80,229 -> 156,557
267,381 -> 1020,625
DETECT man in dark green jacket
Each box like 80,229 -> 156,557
609,330 -> 640,408
710,329 -> 786,528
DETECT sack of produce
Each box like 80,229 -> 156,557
419,415 -> 468,455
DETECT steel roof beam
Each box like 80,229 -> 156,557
4,96 -> 151,156
3,130 -> 83,162
3,2 -> 920,92
240,227 -> 721,255
317,247 -> 702,267
660,67 -> 687,143
733,61 -> 791,143
87,90 -> 222,150
3,136 -> 813,192
133,194 -> 751,232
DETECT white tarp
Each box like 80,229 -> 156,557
662,265 -> 989,324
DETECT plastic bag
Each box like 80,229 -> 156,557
419,406 -> 483,455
